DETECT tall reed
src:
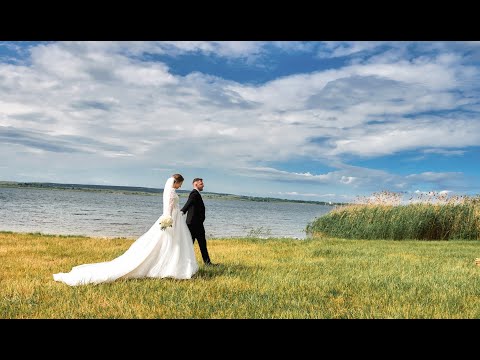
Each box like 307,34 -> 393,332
306,191 -> 480,240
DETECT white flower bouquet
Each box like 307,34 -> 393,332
159,214 -> 173,230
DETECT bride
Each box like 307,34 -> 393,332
53,174 -> 199,286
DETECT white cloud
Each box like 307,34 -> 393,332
1,41 -> 480,201
316,41 -> 387,59
114,62 -> 177,86
48,41 -> 270,62
423,148 -> 466,156
328,118 -> 480,157
406,172 -> 463,182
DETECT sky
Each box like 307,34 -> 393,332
1,41 -> 480,203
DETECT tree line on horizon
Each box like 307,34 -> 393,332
0,181 -> 344,206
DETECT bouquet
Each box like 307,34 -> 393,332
159,214 -> 173,230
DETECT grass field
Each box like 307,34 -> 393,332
1,231 -> 480,318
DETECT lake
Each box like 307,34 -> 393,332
0,187 -> 333,239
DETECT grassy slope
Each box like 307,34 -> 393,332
1,231 -> 480,318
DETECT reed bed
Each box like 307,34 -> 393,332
306,191 -> 480,240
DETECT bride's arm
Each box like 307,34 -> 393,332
168,188 -> 176,217
163,188 -> 176,217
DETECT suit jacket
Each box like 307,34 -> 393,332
181,189 -> 205,226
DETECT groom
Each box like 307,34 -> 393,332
181,178 -> 213,265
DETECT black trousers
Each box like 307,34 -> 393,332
187,223 -> 211,264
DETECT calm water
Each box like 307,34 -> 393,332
0,187 -> 333,239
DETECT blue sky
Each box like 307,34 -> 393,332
1,41 -> 480,202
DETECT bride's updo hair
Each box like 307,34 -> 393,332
172,174 -> 184,183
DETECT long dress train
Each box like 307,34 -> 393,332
53,178 -> 198,286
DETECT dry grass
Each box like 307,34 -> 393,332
2,231 -> 480,318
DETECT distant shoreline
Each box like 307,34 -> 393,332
0,181 -> 343,206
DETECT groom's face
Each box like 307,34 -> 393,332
194,180 -> 204,191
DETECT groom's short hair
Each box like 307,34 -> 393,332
192,178 -> 203,184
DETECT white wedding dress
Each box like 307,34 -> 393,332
53,177 -> 199,286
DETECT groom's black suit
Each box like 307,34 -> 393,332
181,189 -> 211,264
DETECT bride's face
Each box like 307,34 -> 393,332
173,181 -> 183,189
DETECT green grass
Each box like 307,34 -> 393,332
1,231 -> 480,318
